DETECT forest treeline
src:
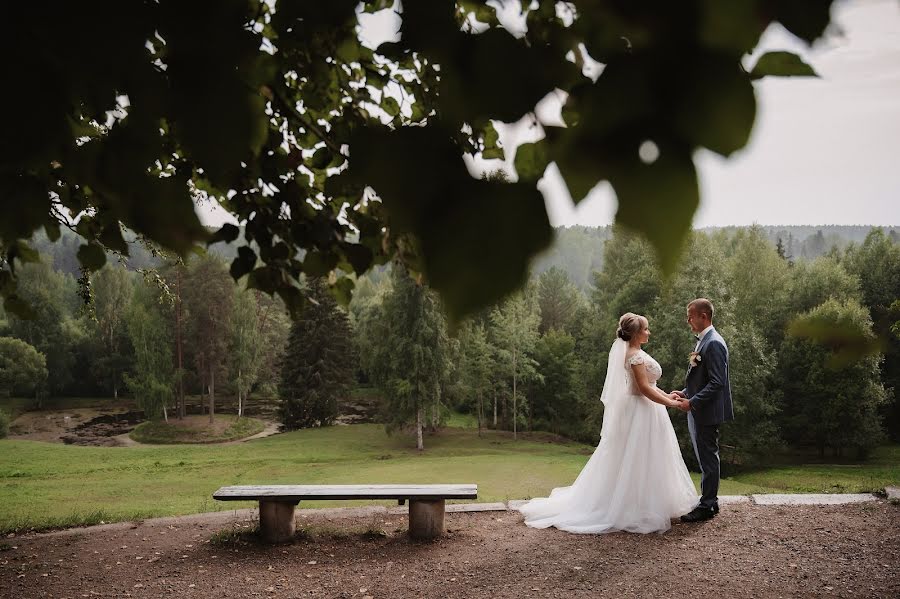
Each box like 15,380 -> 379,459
1,225 -> 898,466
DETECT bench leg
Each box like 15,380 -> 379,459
259,500 -> 298,543
408,499 -> 445,540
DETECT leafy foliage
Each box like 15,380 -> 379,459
0,337 -> 48,398
123,287 -> 173,420
781,299 -> 886,458
278,280 -> 354,429
356,264 -> 452,449
1,0 -> 834,323
230,286 -> 265,417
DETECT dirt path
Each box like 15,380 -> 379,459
2,502 -> 897,598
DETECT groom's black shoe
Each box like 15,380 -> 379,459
680,506 -> 716,523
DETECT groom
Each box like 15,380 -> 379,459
671,298 -> 734,523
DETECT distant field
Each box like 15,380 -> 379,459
1,423 -> 897,534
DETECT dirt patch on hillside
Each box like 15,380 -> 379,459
2,502 -> 897,598
8,408 -> 144,446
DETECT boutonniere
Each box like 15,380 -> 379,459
688,351 -> 702,368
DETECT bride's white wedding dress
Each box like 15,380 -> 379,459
520,339 -> 697,534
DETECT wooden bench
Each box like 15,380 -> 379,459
213,484 -> 478,542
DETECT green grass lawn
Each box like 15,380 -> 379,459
130,415 -> 266,444
0,424 -> 897,534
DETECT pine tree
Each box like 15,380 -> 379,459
278,280 -> 354,429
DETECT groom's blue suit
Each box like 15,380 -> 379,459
683,327 -> 734,511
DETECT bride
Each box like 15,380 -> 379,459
520,312 -> 697,534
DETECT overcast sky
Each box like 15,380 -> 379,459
202,0 -> 900,229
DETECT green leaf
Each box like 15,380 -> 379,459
772,0 -> 835,45
424,178 -> 553,323
230,246 -> 257,279
336,36 -> 361,63
77,242 -> 107,271
303,250 -> 339,277
277,285 -> 307,319
482,122 -> 504,160
609,142 -> 699,276
347,125 -> 553,322
342,243 -> 374,276
672,52 -> 757,157
482,147 -> 505,160
43,221 -> 61,242
750,51 -> 818,80
310,146 -> 333,170
381,95 -> 401,117
331,277 -> 355,307
787,311 -> 884,369
514,140 -> 551,182
99,223 -> 128,254
209,223 -> 241,245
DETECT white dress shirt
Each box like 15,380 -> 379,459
694,325 -> 714,351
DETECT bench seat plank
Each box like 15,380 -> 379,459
213,484 -> 477,502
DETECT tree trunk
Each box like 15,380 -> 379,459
477,391 -> 483,437
175,269 -> 185,420
416,403 -> 424,451
430,383 -> 439,431
209,367 -> 215,424
493,392 -> 497,428
238,368 -> 243,418
512,349 -> 518,440
162,403 -> 168,423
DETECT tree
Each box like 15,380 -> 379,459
843,229 -> 900,440
2,1 -> 834,325
90,264 -> 134,399
252,291 -> 292,397
536,266 -> 584,336
123,287 -> 174,420
0,337 -> 48,399
278,280 -> 354,429
726,225 -> 792,344
359,264 -> 451,450
4,260 -> 78,399
456,320 -> 494,435
182,255 -> 234,423
230,287 -> 264,417
490,291 -> 542,439
717,323 -> 781,464
530,329 -> 584,439
780,299 -> 886,458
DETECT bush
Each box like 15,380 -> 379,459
0,410 -> 9,439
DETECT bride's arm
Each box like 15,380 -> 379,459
630,363 -> 679,407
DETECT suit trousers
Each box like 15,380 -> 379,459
687,411 -> 720,510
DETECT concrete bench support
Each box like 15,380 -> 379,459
408,499 -> 445,540
259,500 -> 299,543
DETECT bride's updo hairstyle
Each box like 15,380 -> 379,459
617,312 -> 647,342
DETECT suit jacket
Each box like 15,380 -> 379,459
683,327 -> 734,426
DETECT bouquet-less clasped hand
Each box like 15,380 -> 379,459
669,391 -> 691,413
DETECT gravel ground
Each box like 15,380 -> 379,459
2,501 -> 897,598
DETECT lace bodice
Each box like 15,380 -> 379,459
625,350 -> 662,394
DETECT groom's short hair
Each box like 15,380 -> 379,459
688,298 -> 714,320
